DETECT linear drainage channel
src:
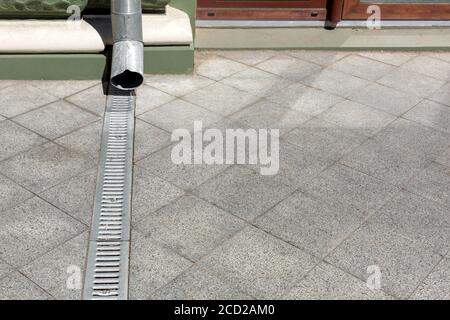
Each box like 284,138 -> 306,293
83,89 -> 136,300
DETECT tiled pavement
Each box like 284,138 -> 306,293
1,50 -> 450,300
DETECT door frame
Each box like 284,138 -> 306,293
342,0 -> 450,20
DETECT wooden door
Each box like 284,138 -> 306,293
197,0 -> 328,20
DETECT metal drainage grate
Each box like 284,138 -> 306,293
83,91 -> 136,300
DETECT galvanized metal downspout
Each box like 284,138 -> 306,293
83,0 -> 144,299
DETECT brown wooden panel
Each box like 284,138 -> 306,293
342,0 -> 450,20
197,7 -> 326,19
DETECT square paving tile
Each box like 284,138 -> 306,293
0,120 -> 47,162
66,84 -> 107,116
319,100 -> 396,137
135,84 -> 176,115
134,119 -> 171,161
0,174 -> 33,213
197,226 -> 319,299
436,147 -> 450,167
230,99 -> 311,136
193,166 -> 294,221
403,99 -> 450,134
21,232 -> 88,300
302,164 -> 400,217
426,52 -> 450,63
216,50 -> 276,66
348,82 -> 422,116
54,120 -> 102,162
301,69 -> 371,97
195,56 -> 248,81
357,51 -> 415,66
39,169 -> 96,225
284,262 -> 391,300
0,260 -> 13,279
411,258 -> 450,300
30,80 -> 99,99
330,55 -> 395,81
377,68 -> 445,98
0,272 -> 52,300
0,197 -> 86,268
151,266 -> 252,300
221,67 -> 292,98
429,82 -> 450,107
256,190 -> 363,258
369,191 -> 450,256
0,142 -> 94,193
183,82 -> 259,116
129,231 -> 192,299
284,118 -> 367,162
145,74 -> 214,97
287,50 -> 349,66
325,221 -> 441,299
402,56 -> 450,82
256,54 -> 322,81
138,99 -> 223,133
13,100 -> 99,140
137,195 -> 246,261
0,84 -> 58,118
131,166 -> 184,225
267,82 -> 344,116
137,145 -> 229,190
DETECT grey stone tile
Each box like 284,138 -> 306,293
0,115 -> 5,122
145,74 -> 214,97
66,84 -> 106,116
256,54 -> 322,81
197,226 -> 319,299
369,191 -> 450,256
0,142 -> 94,193
436,147 -> 450,167
0,197 -> 86,268
217,50 -> 276,66
131,166 -> 184,225
377,68 -> 445,98
135,84 -> 176,115
0,272 -> 52,300
411,258 -> 450,300
193,166 -> 294,221
303,164 -> 400,217
0,260 -> 13,279
402,56 -> 450,81
404,162 -> 450,209
221,67 -> 292,98
137,195 -> 246,261
21,232 -> 88,300
256,190 -> 363,258
301,69 -> 371,98
195,56 -> 248,81
0,120 -> 47,161
319,100 -> 396,137
0,174 -> 34,213
287,50 -> 349,66
134,119 -> 171,161
341,138 -> 432,186
151,266 -> 252,300
183,82 -> 259,116
358,51 -> 416,66
0,80 -> 18,91
138,99 -> 223,133
285,262 -> 392,300
348,83 -> 422,116
330,55 -> 395,81
137,145 -> 229,190
267,82 -> 344,116
284,118 -> 366,162
429,82 -> 450,107
373,118 -> 450,159
30,80 -> 99,99
39,169 -> 96,225
403,99 -> 450,134
54,120 -> 102,162
13,100 -> 99,140
427,52 -> 450,63
129,231 -> 192,299
326,221 -> 441,299
0,84 -> 58,118
230,99 -> 311,136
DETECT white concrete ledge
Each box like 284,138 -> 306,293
0,6 -> 193,53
